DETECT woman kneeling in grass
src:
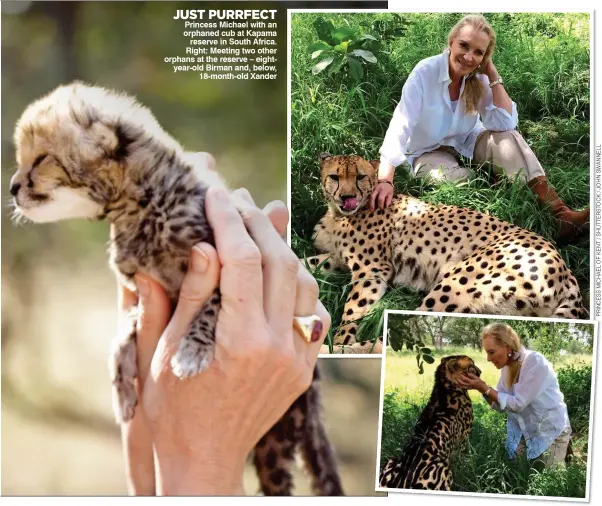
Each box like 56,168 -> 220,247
456,323 -> 572,469
372,14 -> 589,243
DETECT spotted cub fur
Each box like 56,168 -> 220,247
379,355 -> 480,490
306,154 -> 584,347
10,83 -> 343,495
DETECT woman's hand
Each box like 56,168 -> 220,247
456,372 -> 488,393
370,181 -> 394,210
119,188 -> 329,496
481,58 -> 499,81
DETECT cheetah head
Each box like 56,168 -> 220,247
319,153 -> 379,216
10,82 -> 175,223
440,355 -> 482,387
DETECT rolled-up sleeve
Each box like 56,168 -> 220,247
478,76 -> 518,131
488,375 -> 506,412
379,70 -> 423,168
496,356 -> 550,413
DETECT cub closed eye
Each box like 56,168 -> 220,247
357,174 -> 366,180
32,154 -> 48,168
328,174 -> 339,181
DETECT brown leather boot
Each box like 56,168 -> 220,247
527,176 -> 589,243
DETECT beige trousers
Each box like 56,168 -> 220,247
516,428 -> 572,469
414,130 -> 546,182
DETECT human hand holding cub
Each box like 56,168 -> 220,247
119,186 -> 329,495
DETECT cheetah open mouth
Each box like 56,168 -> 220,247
341,197 -> 357,212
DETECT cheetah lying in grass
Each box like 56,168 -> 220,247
305,154 -> 585,351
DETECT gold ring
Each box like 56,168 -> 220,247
293,315 -> 323,343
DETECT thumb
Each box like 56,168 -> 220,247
168,243 -> 220,343
370,187 -> 378,211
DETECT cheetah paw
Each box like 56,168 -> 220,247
171,341 -> 214,379
112,377 -> 138,423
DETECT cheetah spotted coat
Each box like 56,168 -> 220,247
307,155 -> 584,348
379,356 -> 481,490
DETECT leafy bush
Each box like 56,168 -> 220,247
308,17 -> 380,81
557,364 -> 592,435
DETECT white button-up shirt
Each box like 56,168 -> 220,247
379,51 -> 519,172
489,346 -> 572,460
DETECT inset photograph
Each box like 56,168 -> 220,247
376,312 -> 595,499
289,12 -> 590,355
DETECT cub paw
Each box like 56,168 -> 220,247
171,338 -> 215,379
109,329 -> 138,423
112,379 -> 138,423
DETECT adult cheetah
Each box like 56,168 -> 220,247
379,355 -> 480,490
305,154 -> 584,347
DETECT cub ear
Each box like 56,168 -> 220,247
89,121 -> 119,155
369,159 -> 380,171
319,152 -> 332,166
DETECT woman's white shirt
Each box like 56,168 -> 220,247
379,51 -> 518,172
489,346 -> 571,460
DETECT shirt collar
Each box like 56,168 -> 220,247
438,50 -> 451,83
439,49 -> 469,86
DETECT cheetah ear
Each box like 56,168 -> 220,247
89,121 -> 119,155
369,159 -> 380,172
446,358 -> 458,371
319,152 -> 332,166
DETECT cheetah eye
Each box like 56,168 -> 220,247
32,154 -> 48,168
357,174 -> 366,181
328,174 -> 339,181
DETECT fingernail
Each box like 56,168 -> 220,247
191,245 -> 209,273
135,275 -> 150,298
311,320 -> 323,342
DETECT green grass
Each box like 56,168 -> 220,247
380,348 -> 592,497
290,13 -> 590,348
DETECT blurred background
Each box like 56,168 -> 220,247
1,1 -> 383,496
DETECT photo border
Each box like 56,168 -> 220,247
287,8 -> 595,355
374,309 -> 598,501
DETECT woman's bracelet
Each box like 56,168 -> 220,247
378,180 -> 394,188
483,386 -> 492,397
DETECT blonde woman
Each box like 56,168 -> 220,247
372,14 -> 589,243
456,323 -> 572,469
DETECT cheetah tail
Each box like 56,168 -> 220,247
300,390 -> 345,495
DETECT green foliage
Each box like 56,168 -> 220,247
557,365 -> 592,436
387,314 -> 434,373
291,13 -> 590,340
360,13 -> 412,46
308,16 -> 380,82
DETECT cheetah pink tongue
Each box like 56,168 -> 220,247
342,198 -> 357,211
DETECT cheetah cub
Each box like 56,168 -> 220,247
10,83 -> 344,495
305,154 -> 585,347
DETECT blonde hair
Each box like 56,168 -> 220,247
447,15 -> 496,114
481,323 -> 521,388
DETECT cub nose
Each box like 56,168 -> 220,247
10,182 -> 21,196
